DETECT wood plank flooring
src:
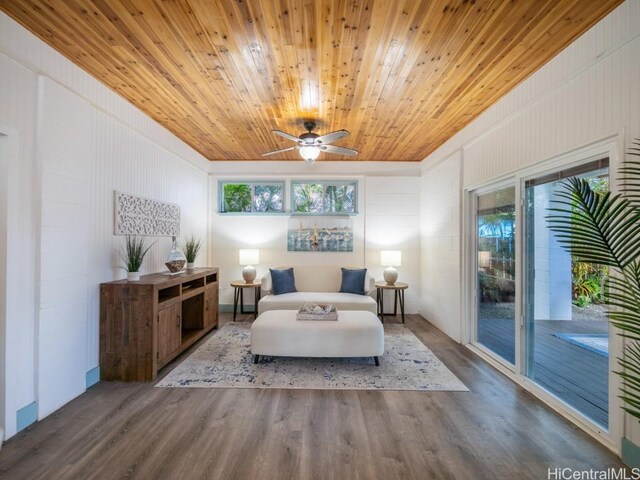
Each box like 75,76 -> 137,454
0,313 -> 624,480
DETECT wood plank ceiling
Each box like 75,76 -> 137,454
0,0 -> 623,161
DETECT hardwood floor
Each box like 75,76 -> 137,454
0,314 -> 624,480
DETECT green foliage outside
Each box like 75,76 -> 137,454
293,182 -> 356,213
253,185 -> 283,212
570,176 -> 609,307
222,183 -> 284,213
223,184 -> 251,212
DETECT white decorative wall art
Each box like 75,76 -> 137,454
114,191 -> 180,236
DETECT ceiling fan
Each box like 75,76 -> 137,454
262,121 -> 358,164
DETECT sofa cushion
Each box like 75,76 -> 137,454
270,268 -> 297,295
258,291 -> 377,314
339,268 -> 367,295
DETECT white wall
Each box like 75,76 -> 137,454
0,13 -> 210,437
365,177 -> 420,314
0,51 -> 39,440
210,175 -> 421,313
419,0 -> 640,447
420,152 -> 462,341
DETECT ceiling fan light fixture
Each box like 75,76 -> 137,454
299,145 -> 320,163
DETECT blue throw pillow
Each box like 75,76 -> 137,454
339,268 -> 367,295
270,268 -> 297,295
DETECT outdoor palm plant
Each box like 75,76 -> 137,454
546,139 -> 640,419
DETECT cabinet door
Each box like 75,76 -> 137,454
158,302 -> 181,364
205,283 -> 218,328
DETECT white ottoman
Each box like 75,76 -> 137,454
250,310 -> 384,366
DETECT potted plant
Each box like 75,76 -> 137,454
546,139 -> 640,419
184,235 -> 202,270
121,235 -> 152,281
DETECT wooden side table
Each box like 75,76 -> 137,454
375,282 -> 408,324
230,280 -> 262,321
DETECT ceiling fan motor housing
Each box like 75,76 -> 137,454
299,132 -> 319,143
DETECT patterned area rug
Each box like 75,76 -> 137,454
156,323 -> 468,391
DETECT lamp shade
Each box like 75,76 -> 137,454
381,250 -> 401,267
239,249 -> 260,265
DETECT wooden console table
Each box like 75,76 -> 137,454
100,267 -> 219,381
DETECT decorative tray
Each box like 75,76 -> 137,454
296,304 -> 338,321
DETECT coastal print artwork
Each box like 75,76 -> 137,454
287,217 -> 353,252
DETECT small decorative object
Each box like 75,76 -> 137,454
165,236 -> 186,273
239,249 -> 260,283
381,250 -> 402,285
297,303 -> 338,321
184,235 -> 202,270
120,235 -> 153,282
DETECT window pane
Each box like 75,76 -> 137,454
293,184 -> 323,213
253,184 -> 283,212
476,186 -> 516,365
223,184 -> 251,212
525,164 -> 609,427
324,184 -> 355,213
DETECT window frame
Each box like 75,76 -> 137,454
218,180 -> 286,215
290,179 -> 358,216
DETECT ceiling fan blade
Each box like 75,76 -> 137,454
315,129 -> 349,144
262,146 -> 299,156
272,130 -> 302,143
321,145 -> 358,156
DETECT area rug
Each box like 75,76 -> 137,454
554,333 -> 608,357
156,323 -> 468,391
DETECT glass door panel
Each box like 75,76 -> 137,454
476,186 -> 516,365
524,159 -> 609,428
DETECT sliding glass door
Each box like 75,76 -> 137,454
470,158 -> 617,430
524,159 -> 610,428
475,186 -> 516,365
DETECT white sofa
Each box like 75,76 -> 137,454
258,265 -> 377,314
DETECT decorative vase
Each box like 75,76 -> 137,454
127,271 -> 140,282
165,236 -> 186,273
186,262 -> 195,271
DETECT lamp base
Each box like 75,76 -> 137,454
242,265 -> 257,283
383,266 -> 398,285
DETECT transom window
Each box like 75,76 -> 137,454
291,180 -> 357,214
219,181 -> 284,213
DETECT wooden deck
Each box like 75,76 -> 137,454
478,314 -> 608,427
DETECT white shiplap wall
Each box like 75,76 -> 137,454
419,0 -> 640,447
0,13 -> 210,436
420,153 -> 462,341
0,52 -> 38,440
365,177 -> 420,314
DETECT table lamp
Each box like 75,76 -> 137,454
381,250 -> 401,285
239,249 -> 260,283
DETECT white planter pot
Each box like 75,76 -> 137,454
186,262 -> 195,270
127,271 -> 140,282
